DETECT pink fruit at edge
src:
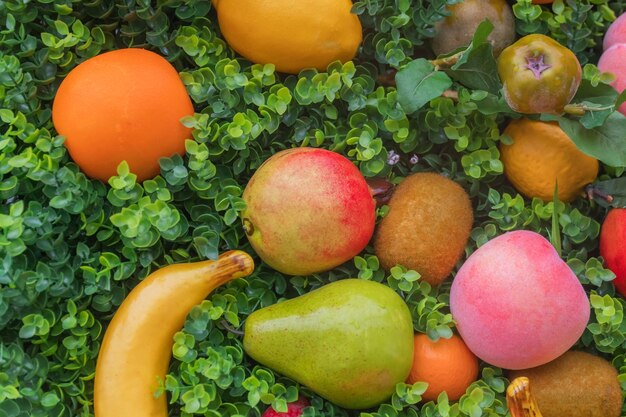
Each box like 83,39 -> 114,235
262,398 -> 309,417
241,147 -> 376,276
603,12 -> 626,51
598,43 -> 626,115
450,230 -> 590,370
600,208 -> 626,297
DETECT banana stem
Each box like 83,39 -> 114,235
506,377 -> 544,417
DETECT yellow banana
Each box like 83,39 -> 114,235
94,250 -> 255,417
506,377 -> 544,417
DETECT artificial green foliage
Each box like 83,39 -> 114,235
513,0 -> 616,65
352,0 -> 462,67
2,1 -> 626,417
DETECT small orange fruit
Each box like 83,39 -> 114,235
500,119 -> 598,202
407,334 -> 479,402
52,48 -> 194,182
213,0 -> 362,74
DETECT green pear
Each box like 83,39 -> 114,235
243,279 -> 414,409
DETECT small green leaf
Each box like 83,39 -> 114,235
453,19 -> 494,68
396,59 -> 453,114
41,392 -> 60,408
444,20 -> 501,94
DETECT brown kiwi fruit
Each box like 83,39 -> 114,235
432,0 -> 515,57
373,172 -> 473,286
508,351 -> 623,417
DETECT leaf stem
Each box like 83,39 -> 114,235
585,184 -> 614,203
563,103 -> 615,116
220,320 -> 244,336
430,52 -> 462,69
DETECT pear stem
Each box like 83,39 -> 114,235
220,320 -> 244,336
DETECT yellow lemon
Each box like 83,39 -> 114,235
213,0 -> 362,74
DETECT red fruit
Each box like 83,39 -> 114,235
603,12 -> 626,51
242,147 -> 376,275
262,398 -> 309,417
600,208 -> 626,296
598,44 -> 626,115
450,231 -> 590,370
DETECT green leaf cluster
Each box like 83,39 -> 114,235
513,0 -> 616,65
2,1 -> 626,417
353,0 -> 462,67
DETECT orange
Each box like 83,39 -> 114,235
407,334 -> 479,402
213,0 -> 362,74
52,48 -> 194,182
500,119 -> 598,203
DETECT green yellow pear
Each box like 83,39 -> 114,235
243,279 -> 414,409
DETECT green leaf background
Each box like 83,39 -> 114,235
1,1 -> 626,417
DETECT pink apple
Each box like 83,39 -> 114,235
450,230 -> 590,370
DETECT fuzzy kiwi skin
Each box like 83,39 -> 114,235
509,351 -> 623,417
432,0 -> 515,57
373,173 -> 473,286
